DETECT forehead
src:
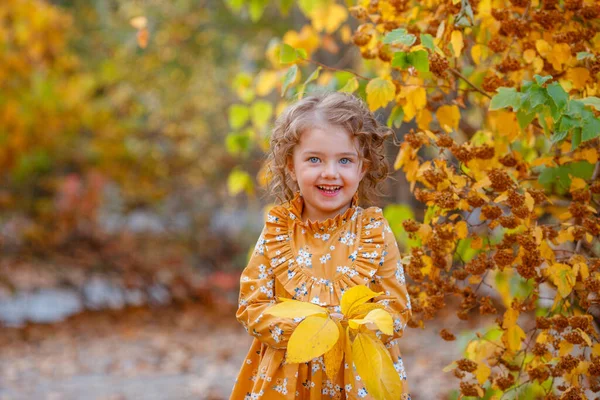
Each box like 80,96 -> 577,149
295,125 -> 359,153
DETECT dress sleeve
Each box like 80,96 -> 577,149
236,219 -> 299,349
369,213 -> 412,344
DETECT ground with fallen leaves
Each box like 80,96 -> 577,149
0,298 -> 491,400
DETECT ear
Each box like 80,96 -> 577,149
287,155 -> 297,182
359,160 -> 368,181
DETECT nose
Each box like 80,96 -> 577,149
321,162 -> 340,179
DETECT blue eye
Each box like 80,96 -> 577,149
308,157 -> 320,163
340,158 -> 351,164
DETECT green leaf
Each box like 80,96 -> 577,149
304,66 -> 321,85
576,52 -> 595,61
571,128 -> 582,150
538,162 -> 595,190
546,82 -> 568,112
339,76 -> 359,93
420,34 -> 435,50
550,130 -> 568,144
528,86 -> 548,109
228,104 -> 250,129
387,106 -> 404,129
489,87 -> 520,111
248,0 -> 269,21
225,129 -> 253,156
516,110 -> 536,130
280,43 -> 298,64
251,100 -> 273,130
408,50 -> 429,73
296,48 -> 308,60
383,28 -> 416,46
225,0 -> 245,13
281,64 -> 298,97
534,75 -> 552,86
391,52 -> 409,69
582,116 -> 600,142
559,115 -> 582,132
538,112 -> 549,135
579,97 -> 600,111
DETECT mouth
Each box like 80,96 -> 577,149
316,185 -> 342,195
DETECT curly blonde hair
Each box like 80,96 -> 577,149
267,91 -> 393,205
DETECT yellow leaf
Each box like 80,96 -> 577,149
310,3 -> 348,33
567,68 -> 590,90
540,241 -> 556,263
473,176 -> 491,191
471,44 -> 486,65
559,340 -> 573,357
475,363 -> 491,385
579,148 -> 599,164
546,43 -> 571,71
533,57 -> 544,74
456,220 -> 468,239
570,177 -> 587,192
535,40 -> 551,58
255,70 -> 278,96
416,108 -> 432,130
436,105 -> 460,132
592,343 -> 600,356
352,332 -> 403,400
475,386 -> 485,397
471,236 -> 483,250
324,320 -> 345,380
286,315 -> 339,363
366,78 -> 395,111
130,16 -> 148,29
348,302 -> 386,319
502,308 -> 519,329
348,308 -> 394,335
576,328 -> 592,347
265,298 -> 327,318
524,192 -> 535,212
339,77 -> 359,93
523,49 -> 537,64
450,30 -> 463,58
575,262 -> 589,281
502,325 -> 525,352
340,285 -> 382,316
548,263 -> 576,298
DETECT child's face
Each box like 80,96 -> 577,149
287,125 -> 365,222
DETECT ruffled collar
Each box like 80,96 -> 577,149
287,191 -> 359,231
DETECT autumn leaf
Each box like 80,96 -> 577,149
348,308 -> 394,335
366,78 -> 395,111
348,302 -> 386,319
323,320 -> 345,380
340,285 -> 382,316
450,30 -> 463,58
352,332 -> 403,400
548,263 -> 576,298
286,315 -> 339,363
264,298 -> 328,319
436,105 -> 460,132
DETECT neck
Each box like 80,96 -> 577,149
301,202 -> 351,223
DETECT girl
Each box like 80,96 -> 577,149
230,92 -> 412,400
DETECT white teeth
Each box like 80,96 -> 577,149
318,186 -> 340,190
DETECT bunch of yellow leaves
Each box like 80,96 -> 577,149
265,285 -> 403,400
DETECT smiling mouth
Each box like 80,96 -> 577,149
317,185 -> 342,194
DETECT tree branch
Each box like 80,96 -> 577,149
449,67 -> 492,99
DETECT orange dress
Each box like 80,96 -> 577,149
231,193 -> 412,400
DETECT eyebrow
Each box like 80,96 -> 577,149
301,151 -> 358,157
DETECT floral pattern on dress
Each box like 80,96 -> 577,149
231,192 -> 412,399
